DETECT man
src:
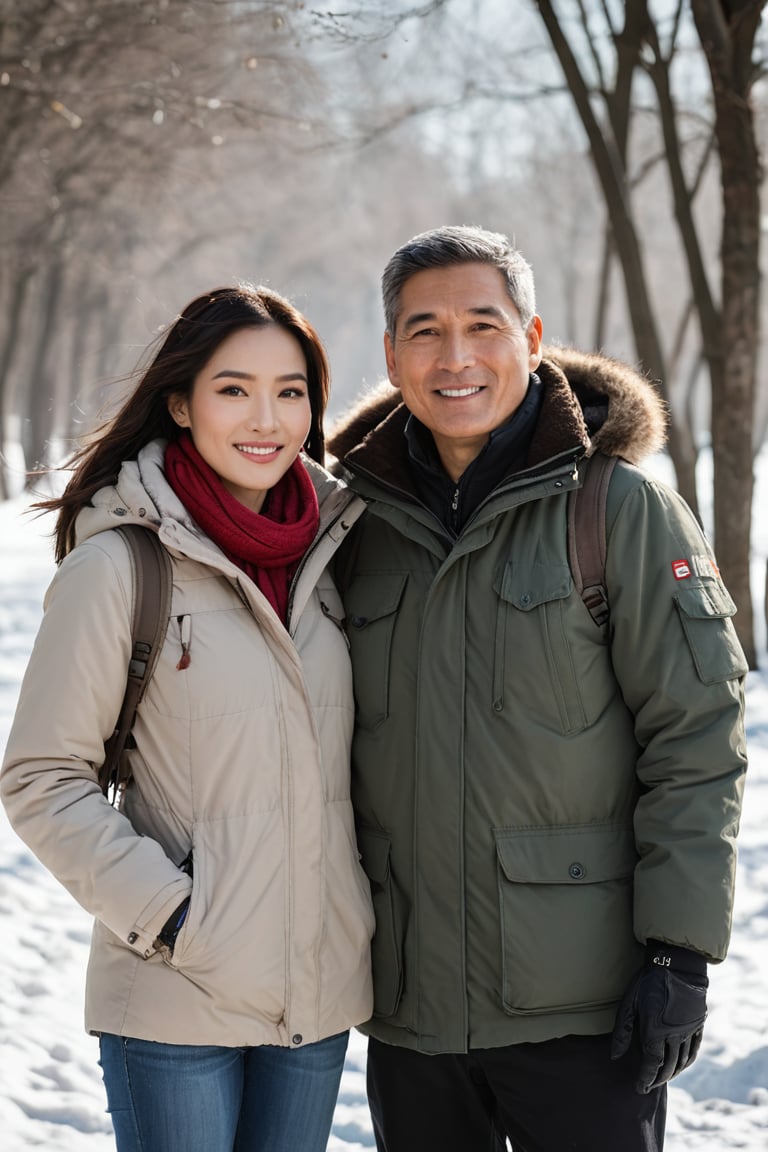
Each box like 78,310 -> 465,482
328,225 -> 747,1152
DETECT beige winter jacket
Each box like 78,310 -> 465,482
1,440 -> 374,1047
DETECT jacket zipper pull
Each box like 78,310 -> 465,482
176,614 -> 191,670
450,485 -> 461,533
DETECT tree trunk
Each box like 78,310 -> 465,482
691,0 -> 762,669
22,261 -> 64,482
593,228 -> 613,352
0,263 -> 35,500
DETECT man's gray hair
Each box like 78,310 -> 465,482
382,224 -> 537,336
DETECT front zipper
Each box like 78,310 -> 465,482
285,501 -> 358,623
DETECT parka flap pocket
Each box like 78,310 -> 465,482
494,825 -> 636,885
494,825 -> 640,1015
674,584 -> 748,684
345,573 -> 407,629
494,561 -> 572,611
676,583 -> 737,619
357,827 -> 392,883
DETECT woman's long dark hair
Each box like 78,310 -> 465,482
39,285 -> 331,562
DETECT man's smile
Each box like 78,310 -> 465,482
436,386 -> 484,398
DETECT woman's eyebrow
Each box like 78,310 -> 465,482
211,369 -> 307,382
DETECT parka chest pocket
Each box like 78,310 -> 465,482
492,560 -> 588,733
345,574 -> 407,730
675,584 -> 749,684
494,824 -> 639,1015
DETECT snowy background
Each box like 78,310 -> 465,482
1,449 -> 767,1150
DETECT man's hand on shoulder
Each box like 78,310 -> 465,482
610,940 -> 708,1094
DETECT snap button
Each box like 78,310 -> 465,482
292,1033 -> 303,1045
519,593 -> 531,607
568,862 -> 586,880
127,932 -> 138,944
350,616 -> 367,628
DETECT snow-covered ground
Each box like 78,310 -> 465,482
1,451 -> 766,1150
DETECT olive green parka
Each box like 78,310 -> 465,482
328,348 -> 748,1054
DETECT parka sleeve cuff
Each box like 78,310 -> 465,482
122,877 -> 193,959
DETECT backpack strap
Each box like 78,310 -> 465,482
567,452 -> 617,628
99,526 -> 173,804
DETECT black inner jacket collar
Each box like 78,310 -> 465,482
405,373 -> 544,536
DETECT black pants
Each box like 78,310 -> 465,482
367,1033 -> 666,1152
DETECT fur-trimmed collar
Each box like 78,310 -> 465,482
327,346 -> 667,483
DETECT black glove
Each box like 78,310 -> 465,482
610,940 -> 708,1094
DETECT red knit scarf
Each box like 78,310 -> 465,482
164,432 -> 319,625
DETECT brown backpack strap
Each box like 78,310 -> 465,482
567,453 -> 617,627
99,526 -> 173,804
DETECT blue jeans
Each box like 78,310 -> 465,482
99,1031 -> 349,1152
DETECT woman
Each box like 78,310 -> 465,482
0,285 -> 374,1152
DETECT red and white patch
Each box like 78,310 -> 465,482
671,559 -> 691,580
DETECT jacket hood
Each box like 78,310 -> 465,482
74,440 -> 357,550
327,346 -> 667,475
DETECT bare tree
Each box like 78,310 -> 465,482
0,0 -> 320,486
534,1 -> 702,512
534,0 -> 764,665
